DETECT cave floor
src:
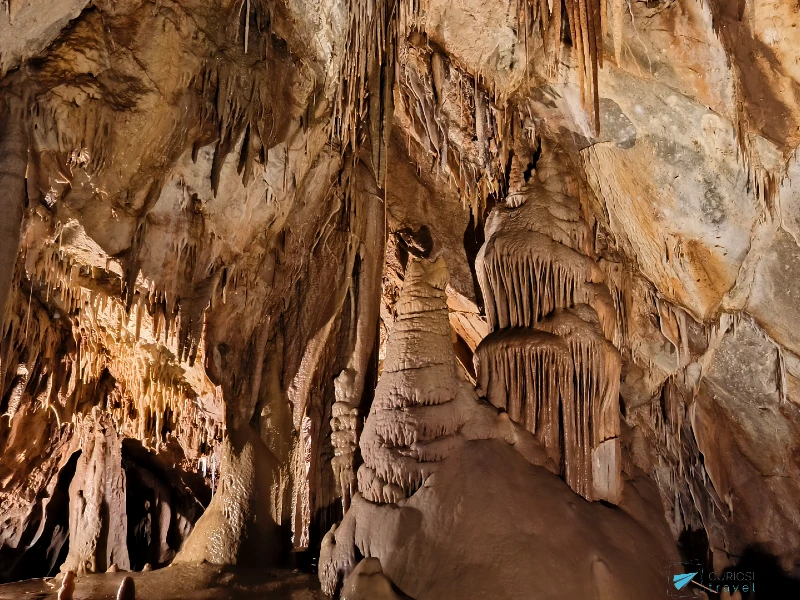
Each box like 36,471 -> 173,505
0,564 -> 326,599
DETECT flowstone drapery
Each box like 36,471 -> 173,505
475,151 -> 622,503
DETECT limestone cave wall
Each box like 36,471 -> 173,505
1,0 -> 799,596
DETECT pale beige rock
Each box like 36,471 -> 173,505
57,571 -> 75,600
63,416 -> 130,575
322,439 -> 679,600
0,0 -> 91,76
341,558 -> 409,600
175,429 -> 280,566
116,576 -> 135,600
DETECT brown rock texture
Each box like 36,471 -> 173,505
1,0 -> 800,597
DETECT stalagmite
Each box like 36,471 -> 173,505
116,576 -> 135,600
57,572 -> 76,600
331,378 -> 359,512
358,255 -> 468,502
320,253 -> 572,594
340,558 -> 408,600
63,415 -> 130,575
499,175 -> 590,253
3,363 -> 30,420
174,428 -> 281,566
330,162 -> 387,513
476,145 -> 605,335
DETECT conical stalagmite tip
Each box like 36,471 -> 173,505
57,571 -> 76,600
116,576 -> 135,600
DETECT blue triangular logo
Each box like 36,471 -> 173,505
673,572 -> 698,590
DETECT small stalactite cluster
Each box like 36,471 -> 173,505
535,306 -> 621,500
357,255 -> 467,503
1,227 -> 223,467
474,146 -> 622,503
478,230 -> 605,330
475,329 -> 574,467
1,283 -> 66,424
626,376 -> 728,543
331,0 -> 399,180
192,20 -> 288,197
520,0 -> 614,134
699,0 -> 789,220
395,36 -> 516,219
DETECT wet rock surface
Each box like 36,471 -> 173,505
0,564 -> 326,600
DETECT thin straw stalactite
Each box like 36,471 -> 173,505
531,0 -> 605,135
332,0 -> 399,163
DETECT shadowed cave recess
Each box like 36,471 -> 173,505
1,0 -> 800,598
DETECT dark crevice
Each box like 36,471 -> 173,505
0,450 -> 81,583
463,212 -> 485,312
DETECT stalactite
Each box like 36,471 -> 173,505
0,231 -> 222,463
396,38 -> 510,219
474,310 -> 622,502
475,329 -> 574,468
474,145 -> 622,502
524,0 -> 606,133
611,0 -> 625,65
332,0 -> 399,160
477,229 -> 603,330
777,346 -> 787,405
656,297 -> 690,368
536,306 -> 622,502
598,260 -> 628,350
0,95 -> 29,323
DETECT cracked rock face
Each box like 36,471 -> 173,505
2,0 -> 800,597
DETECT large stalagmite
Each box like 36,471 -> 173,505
358,255 -> 468,503
62,414 -> 129,574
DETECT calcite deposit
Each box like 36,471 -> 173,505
2,0 -> 800,598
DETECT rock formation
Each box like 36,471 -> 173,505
116,576 -> 136,600
358,256 -> 469,503
339,558 -> 408,600
475,148 -> 623,503
2,0 -> 800,597
319,254 -> 678,598
57,571 -> 75,600
63,414 -> 129,574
